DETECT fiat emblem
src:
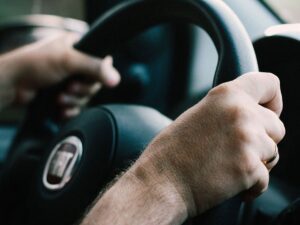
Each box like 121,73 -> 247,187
43,136 -> 83,190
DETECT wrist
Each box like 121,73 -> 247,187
128,155 -> 189,221
139,130 -> 198,217
102,162 -> 189,225
82,161 -> 188,225
130,138 -> 197,219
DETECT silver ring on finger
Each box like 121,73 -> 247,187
263,144 -> 278,165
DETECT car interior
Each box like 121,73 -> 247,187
0,0 -> 300,224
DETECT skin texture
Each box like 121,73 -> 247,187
0,33 -> 120,118
80,72 -> 285,225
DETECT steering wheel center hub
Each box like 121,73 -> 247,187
42,136 -> 83,191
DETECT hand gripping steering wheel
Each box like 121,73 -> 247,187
19,0 -> 258,224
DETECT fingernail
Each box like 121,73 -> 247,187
64,108 -> 80,118
106,70 -> 121,87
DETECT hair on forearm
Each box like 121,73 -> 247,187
75,170 -> 128,225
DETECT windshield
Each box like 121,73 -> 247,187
262,0 -> 300,23
0,0 -> 85,20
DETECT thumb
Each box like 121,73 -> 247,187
233,72 -> 283,116
63,34 -> 121,87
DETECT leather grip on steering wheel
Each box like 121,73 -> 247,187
75,0 -> 258,86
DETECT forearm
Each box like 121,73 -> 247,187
81,72 -> 285,225
80,154 -> 188,225
0,43 -> 47,110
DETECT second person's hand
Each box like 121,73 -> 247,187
0,32 -> 121,118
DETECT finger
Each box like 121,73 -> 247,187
58,94 -> 89,107
249,132 -> 279,170
258,105 -> 286,143
264,145 -> 279,172
243,163 -> 269,202
67,82 -> 102,97
61,107 -> 81,119
63,35 -> 121,87
233,72 -> 283,116
103,55 -> 113,65
98,55 -> 121,87
15,89 -> 36,104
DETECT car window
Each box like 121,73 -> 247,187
0,0 -> 85,20
262,0 -> 300,23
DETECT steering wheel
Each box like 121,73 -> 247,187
1,0 -> 259,225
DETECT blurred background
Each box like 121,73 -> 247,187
0,0 -> 300,23
0,0 -> 85,20
263,0 -> 300,22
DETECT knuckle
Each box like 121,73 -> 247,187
259,168 -> 270,193
270,113 -> 286,142
237,151 -> 259,182
270,73 -> 280,85
227,104 -> 250,122
264,72 -> 280,85
234,125 -> 252,145
208,83 -> 234,98
225,107 -> 258,146
238,125 -> 261,147
243,154 -> 258,176
278,120 -> 286,140
274,122 -> 286,144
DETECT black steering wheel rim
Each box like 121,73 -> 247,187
2,1 -> 259,225
75,0 -> 258,85
74,2 -> 259,224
